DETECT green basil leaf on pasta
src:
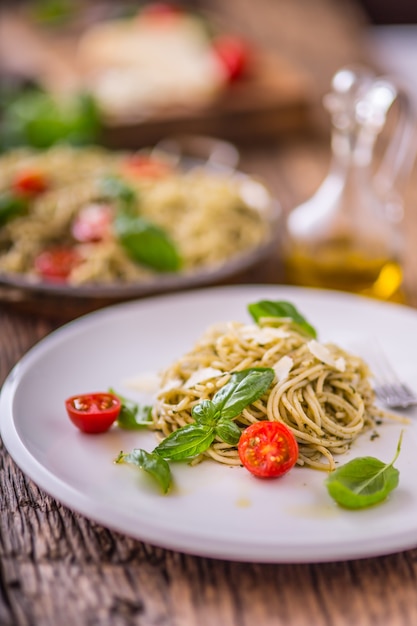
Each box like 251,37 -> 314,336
248,300 -> 317,338
192,400 -> 218,425
211,367 -> 275,420
114,213 -> 182,272
109,389 -> 153,430
215,419 -> 242,445
118,403 -> 152,430
325,431 -> 403,509
115,449 -> 171,494
155,424 -> 215,461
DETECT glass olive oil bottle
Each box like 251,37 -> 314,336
284,66 -> 415,303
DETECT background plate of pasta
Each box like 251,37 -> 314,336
0,143 -> 280,306
1,285 -> 417,563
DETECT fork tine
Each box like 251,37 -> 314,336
354,337 -> 417,409
374,382 -> 417,409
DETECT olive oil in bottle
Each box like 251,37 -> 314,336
283,66 -> 414,303
284,241 -> 404,302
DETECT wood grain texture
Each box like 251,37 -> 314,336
1,1 -> 417,624
2,421 -> 417,626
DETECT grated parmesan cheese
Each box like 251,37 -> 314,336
239,324 -> 289,345
307,340 -> 346,372
184,367 -> 224,389
272,355 -> 294,382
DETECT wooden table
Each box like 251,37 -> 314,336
1,1 -> 417,624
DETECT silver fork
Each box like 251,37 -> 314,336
359,338 -> 417,409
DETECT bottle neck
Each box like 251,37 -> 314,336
330,125 -> 375,170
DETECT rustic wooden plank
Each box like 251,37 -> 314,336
3,458 -> 417,626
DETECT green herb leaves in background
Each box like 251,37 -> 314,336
248,300 -> 317,338
99,176 -> 137,212
0,89 -> 101,151
326,431 -> 403,509
30,0 -> 75,26
0,193 -> 28,227
114,213 -> 181,272
117,367 -> 275,493
99,175 -> 182,273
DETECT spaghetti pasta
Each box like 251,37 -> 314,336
0,146 -> 269,286
152,316 -> 387,471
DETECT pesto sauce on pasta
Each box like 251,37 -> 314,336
152,319 -> 389,471
0,146 -> 269,285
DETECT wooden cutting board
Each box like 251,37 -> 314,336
0,10 -> 315,148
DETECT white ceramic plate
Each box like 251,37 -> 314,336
1,285 -> 417,563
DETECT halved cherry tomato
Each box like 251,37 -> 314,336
34,247 -> 82,282
121,155 -> 173,180
12,170 -> 48,196
72,203 -> 113,242
238,421 -> 298,478
65,392 -> 122,434
212,35 -> 251,82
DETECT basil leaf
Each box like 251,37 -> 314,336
248,300 -> 317,338
326,432 -> 403,509
211,367 -> 275,420
117,402 -> 153,430
116,449 -> 171,494
155,424 -> 215,461
215,419 -> 242,445
99,175 -> 137,210
109,388 -> 153,429
191,400 -> 218,425
0,88 -> 101,151
31,0 -> 76,26
114,213 -> 181,272
0,192 -> 28,226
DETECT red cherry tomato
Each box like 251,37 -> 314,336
12,170 -> 48,196
34,247 -> 82,282
212,35 -> 251,82
65,392 -> 122,434
238,421 -> 298,478
139,2 -> 182,23
72,203 -> 113,242
121,155 -> 173,180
